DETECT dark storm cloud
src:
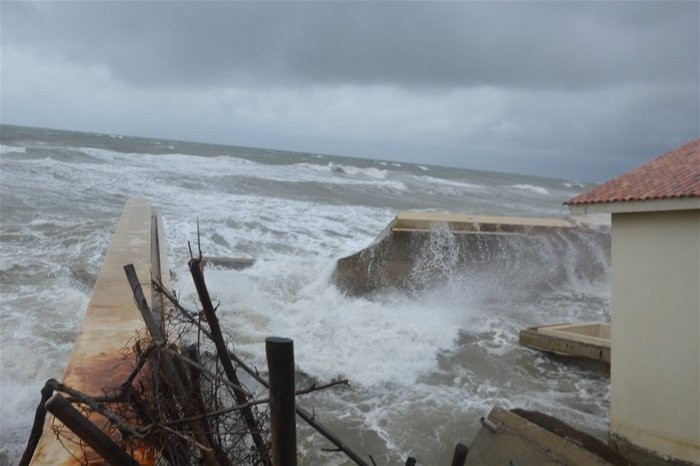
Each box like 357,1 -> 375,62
4,1 -> 697,91
1,1 -> 698,181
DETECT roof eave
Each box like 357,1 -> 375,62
568,197 -> 700,215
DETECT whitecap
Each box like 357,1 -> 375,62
417,175 -> 485,191
0,144 -> 27,155
510,184 -> 550,195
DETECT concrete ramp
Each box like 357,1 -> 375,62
464,407 -> 630,466
30,199 -> 169,465
334,211 -> 609,294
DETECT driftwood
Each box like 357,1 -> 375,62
22,244 -> 364,466
124,264 -> 221,466
154,279 -> 370,466
189,257 -> 272,466
18,382 -> 55,466
44,393 -> 140,466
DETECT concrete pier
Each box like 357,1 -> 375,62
334,211 -> 609,294
30,199 -> 169,465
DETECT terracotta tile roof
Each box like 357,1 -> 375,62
567,138 -> 700,205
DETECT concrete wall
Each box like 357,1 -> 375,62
610,209 -> 700,463
334,212 -> 610,295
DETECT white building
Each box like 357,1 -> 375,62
567,138 -> 700,464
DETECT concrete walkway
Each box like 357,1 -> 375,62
30,199 -> 169,465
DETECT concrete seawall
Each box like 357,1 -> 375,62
30,199 -> 169,465
334,211 -> 610,294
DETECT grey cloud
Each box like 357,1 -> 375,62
3,1 -> 697,91
1,1 -> 698,181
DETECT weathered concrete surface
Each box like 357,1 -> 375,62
610,432 -> 700,466
334,211 -> 609,294
30,199 -> 168,465
465,407 -> 627,466
520,322 -> 611,373
391,211 -> 578,232
202,256 -> 256,270
536,322 -> 611,346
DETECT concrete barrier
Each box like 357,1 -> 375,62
519,322 -> 611,373
30,199 -> 169,465
334,211 -> 609,294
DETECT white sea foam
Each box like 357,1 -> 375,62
510,183 -> 550,195
78,146 -> 121,161
0,130 -> 610,465
332,162 -> 389,179
77,146 -> 406,191
182,265 -> 469,387
417,175 -> 486,191
299,161 -> 389,180
0,144 -> 27,155
1,279 -> 90,458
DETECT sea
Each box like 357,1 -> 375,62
0,124 -> 611,465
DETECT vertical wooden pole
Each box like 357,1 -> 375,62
189,258 -> 271,465
450,443 -> 469,466
266,337 -> 297,466
125,264 -> 220,466
172,298 -> 370,466
183,344 -> 232,466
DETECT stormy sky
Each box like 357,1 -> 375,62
1,1 -> 698,181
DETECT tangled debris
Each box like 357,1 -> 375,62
21,252 -> 358,466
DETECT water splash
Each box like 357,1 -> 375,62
410,221 -> 461,289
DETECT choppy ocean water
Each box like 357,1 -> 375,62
0,124 -> 610,465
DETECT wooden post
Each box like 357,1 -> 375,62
189,258 -> 271,465
124,264 -> 220,466
266,337 -> 297,466
174,303 -> 370,466
183,345 -> 232,466
450,443 -> 469,466
162,276 -> 370,466
44,393 -> 139,466
124,264 -> 163,345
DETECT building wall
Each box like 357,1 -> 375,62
610,209 -> 700,464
